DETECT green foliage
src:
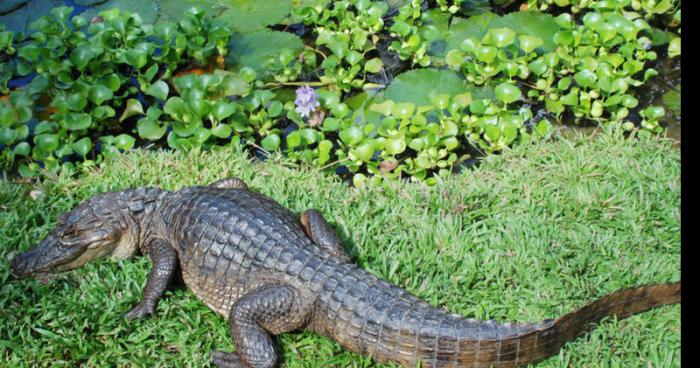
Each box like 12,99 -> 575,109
0,0 -> 681,186
389,0 -> 675,138
0,25 -> 17,94
0,0 -> 62,35
81,0 -> 160,24
383,68 -> 472,105
226,30 -> 310,82
297,0 -> 389,91
1,6 -> 232,176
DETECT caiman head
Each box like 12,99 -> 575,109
10,189 -> 156,279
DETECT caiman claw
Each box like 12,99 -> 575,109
125,302 -> 155,321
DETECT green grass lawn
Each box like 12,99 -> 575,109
0,127 -> 680,367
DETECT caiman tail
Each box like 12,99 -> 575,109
314,267 -> 680,368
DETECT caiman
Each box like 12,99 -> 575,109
10,178 -> 680,368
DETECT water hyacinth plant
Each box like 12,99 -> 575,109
0,0 -> 681,187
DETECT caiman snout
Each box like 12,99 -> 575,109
10,234 -> 85,279
10,253 -> 32,279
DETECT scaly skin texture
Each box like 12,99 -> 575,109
10,179 -> 681,368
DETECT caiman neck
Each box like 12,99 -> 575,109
109,187 -> 166,259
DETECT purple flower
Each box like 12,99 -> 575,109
294,85 -> 320,118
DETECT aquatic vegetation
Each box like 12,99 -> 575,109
0,0 -> 681,186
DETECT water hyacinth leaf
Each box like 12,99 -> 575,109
364,58 -> 383,73
137,117 -> 167,140
18,45 -> 40,63
574,70 -> 597,89
69,46 -> 98,70
350,142 -> 374,162
261,133 -> 281,151
553,30 -> 574,46
642,106 -> 666,119
221,74 -> 250,96
487,28 -> 516,48
211,124 -> 232,138
384,138 -> 406,155
0,128 -> 16,145
72,137 -> 92,157
13,142 -> 31,156
339,126 -> 363,145
476,46 -> 497,63
114,134 -> 136,150
519,35 -> 544,54
64,113 -> 93,131
34,134 -> 59,153
391,103 -> 415,119
211,101 -> 237,121
668,37 -> 680,58
119,99 -> 145,122
66,94 -> 88,112
369,100 -> 394,116
317,139 -> 332,164
445,50 -> 465,68
124,49 -> 149,69
164,97 -> 187,118
146,81 -> 170,101
286,131 -> 302,148
93,105 -> 116,120
88,85 -> 114,105
100,74 -> 122,92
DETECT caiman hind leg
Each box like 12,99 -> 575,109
300,209 -> 351,262
209,177 -> 248,190
212,284 -> 311,368
125,239 -> 178,320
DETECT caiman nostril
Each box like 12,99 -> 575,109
9,255 -> 27,278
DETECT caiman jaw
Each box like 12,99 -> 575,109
10,234 -> 86,279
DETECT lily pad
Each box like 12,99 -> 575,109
73,0 -> 109,5
445,12 -> 498,52
384,69 -> 470,106
80,0 -> 159,24
0,0 -> 62,34
217,0 -> 292,33
487,11 -> 561,52
284,0 -> 331,24
226,30 -> 304,72
158,0 -> 223,21
441,11 -> 560,56
0,0 -> 28,15
160,0 -> 291,33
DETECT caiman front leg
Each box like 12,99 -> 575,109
125,239 -> 178,320
212,285 -> 309,368
300,209 -> 351,262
